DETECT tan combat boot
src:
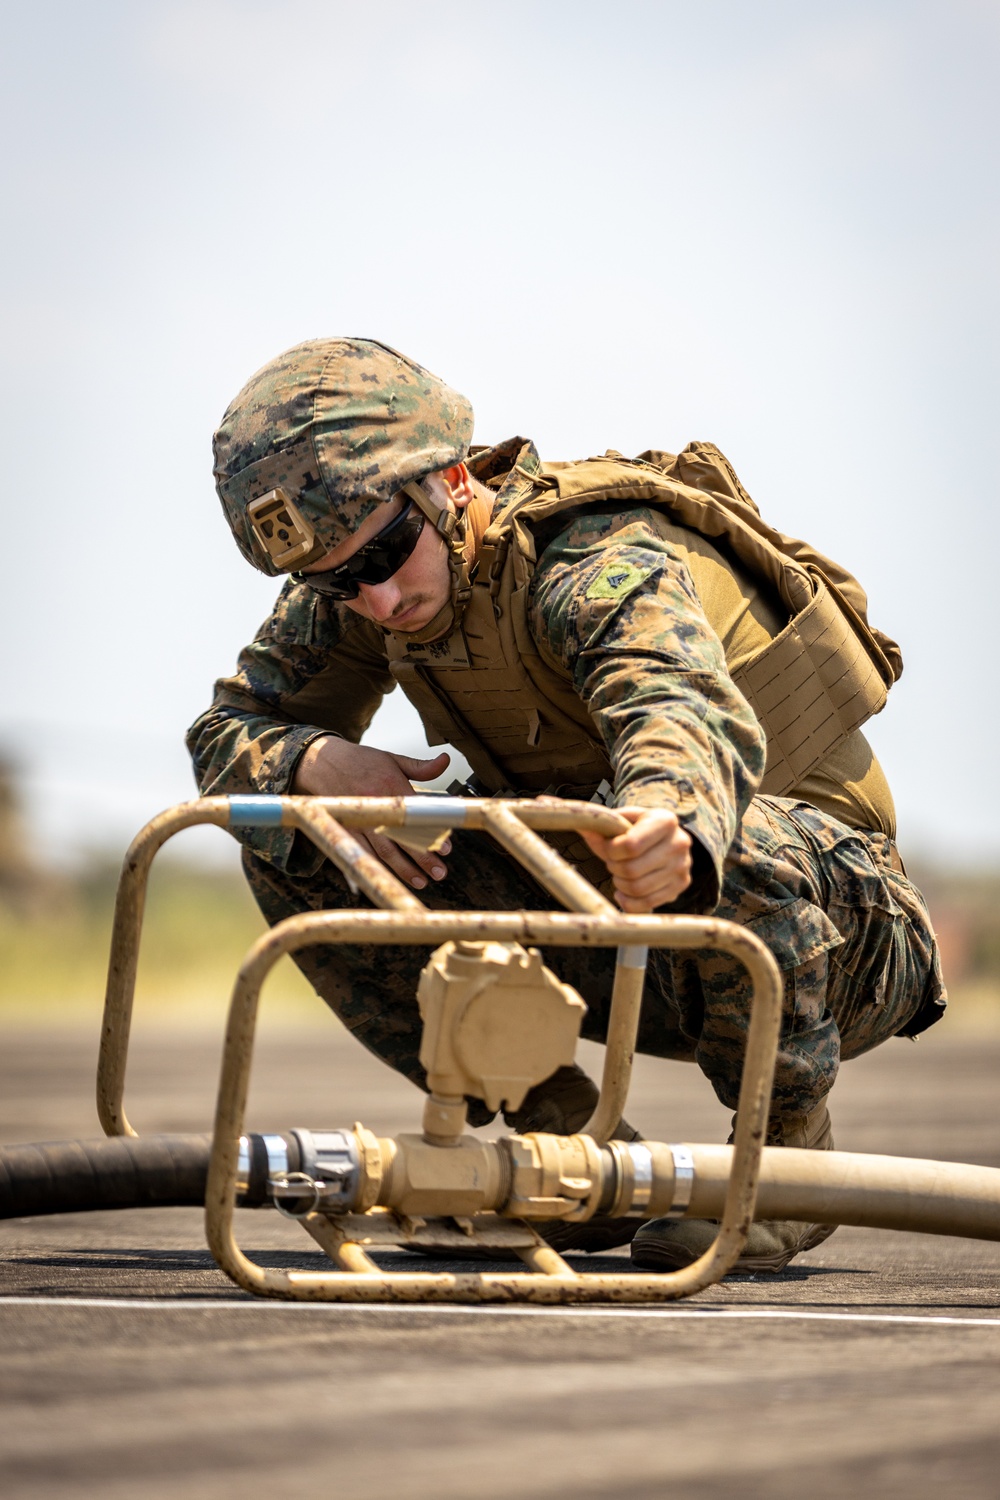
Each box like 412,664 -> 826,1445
630,1100 -> 837,1274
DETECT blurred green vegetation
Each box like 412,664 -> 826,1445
0,755 -> 318,1019
913,866 -> 1000,980
0,760 -> 997,1028
0,856 -> 317,1020
3,855 -> 998,1028
907,862 -> 1000,1031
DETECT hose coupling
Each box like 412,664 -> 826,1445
501,1132 -> 604,1222
602,1139 -> 697,1219
235,1129 -> 362,1216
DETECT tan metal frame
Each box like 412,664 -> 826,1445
97,794 -> 783,1303
205,905 -> 780,1302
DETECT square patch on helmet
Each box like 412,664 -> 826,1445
247,489 -> 316,568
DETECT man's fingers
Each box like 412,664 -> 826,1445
580,810 -> 685,861
353,831 -> 422,888
614,880 -> 686,913
366,831 -> 448,890
603,857 -> 691,896
613,857 -> 691,902
394,751 -> 451,782
600,838 -> 688,882
607,817 -> 686,862
365,833 -> 427,889
580,809 -> 693,913
399,838 -> 449,882
578,828 -> 613,860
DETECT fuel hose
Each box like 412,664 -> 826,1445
0,1133 -> 300,1219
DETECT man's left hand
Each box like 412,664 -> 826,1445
579,807 -> 692,913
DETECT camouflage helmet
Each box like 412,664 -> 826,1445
213,338 -> 475,575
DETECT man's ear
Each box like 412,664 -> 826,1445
440,462 -> 474,510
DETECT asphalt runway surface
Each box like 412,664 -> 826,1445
1,1013 -> 998,1499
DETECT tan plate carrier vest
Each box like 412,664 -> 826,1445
384,444 -> 901,870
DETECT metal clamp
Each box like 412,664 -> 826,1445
664,1144 -> 695,1219
627,1144 -> 654,1216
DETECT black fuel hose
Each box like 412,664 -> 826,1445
0,1133 -> 299,1219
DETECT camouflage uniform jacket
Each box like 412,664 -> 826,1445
188,438 -> 809,907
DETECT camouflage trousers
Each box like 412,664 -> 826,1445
243,795 -> 946,1125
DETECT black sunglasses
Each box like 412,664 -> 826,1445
294,499 -> 426,601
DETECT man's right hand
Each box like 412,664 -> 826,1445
291,736 -> 452,890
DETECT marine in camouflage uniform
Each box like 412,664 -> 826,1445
188,337 -> 945,1269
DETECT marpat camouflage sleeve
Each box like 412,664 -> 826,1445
186,579 -> 394,872
529,507 -> 767,906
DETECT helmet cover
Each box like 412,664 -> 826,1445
213,338 -> 475,575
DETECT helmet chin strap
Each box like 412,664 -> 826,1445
394,480 -> 474,643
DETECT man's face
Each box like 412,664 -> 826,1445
299,470 -> 457,632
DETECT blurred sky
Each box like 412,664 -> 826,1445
1,0 -> 997,868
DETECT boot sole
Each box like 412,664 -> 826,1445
727,1222 -> 838,1273
631,1222 -> 838,1275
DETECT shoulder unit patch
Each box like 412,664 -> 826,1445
585,558 -> 653,602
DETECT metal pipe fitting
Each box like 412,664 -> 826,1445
284,1127 -> 1000,1246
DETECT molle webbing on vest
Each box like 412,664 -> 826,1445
383,444 -> 900,852
384,610 -> 615,892
383,460 -> 611,806
513,447 -> 902,797
634,442 -> 903,687
649,444 -> 902,795
384,554 -> 612,798
731,575 -> 893,795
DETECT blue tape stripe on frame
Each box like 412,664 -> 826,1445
227,796 -> 285,828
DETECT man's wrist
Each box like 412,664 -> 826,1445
289,732 -> 343,794
657,831 -> 718,914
